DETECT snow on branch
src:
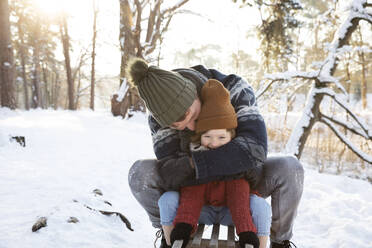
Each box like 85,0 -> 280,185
265,70 -> 318,80
320,117 -> 372,164
256,71 -> 317,99
320,113 -> 370,140
161,0 -> 189,15
321,0 -> 371,76
317,88 -> 371,138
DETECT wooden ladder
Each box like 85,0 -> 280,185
172,224 -> 253,248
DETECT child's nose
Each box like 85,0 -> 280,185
209,140 -> 220,149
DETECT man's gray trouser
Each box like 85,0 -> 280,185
128,156 -> 304,243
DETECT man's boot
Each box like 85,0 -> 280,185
271,240 -> 298,248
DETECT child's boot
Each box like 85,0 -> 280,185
170,223 -> 193,248
238,231 -> 260,248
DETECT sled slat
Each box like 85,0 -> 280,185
227,226 -> 235,248
209,224 -> 220,248
172,240 -> 183,248
190,224 -> 205,248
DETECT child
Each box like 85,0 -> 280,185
158,79 -> 271,248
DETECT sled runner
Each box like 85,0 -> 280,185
172,224 -> 253,248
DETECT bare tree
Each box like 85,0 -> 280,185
15,13 -> 30,110
90,0 -> 98,110
111,0 -> 190,118
73,50 -> 89,109
257,0 -> 372,164
355,26 -> 369,110
0,0 -> 16,108
30,16 -> 43,108
59,14 -> 74,110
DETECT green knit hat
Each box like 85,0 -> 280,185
126,58 -> 197,127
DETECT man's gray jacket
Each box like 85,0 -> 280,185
148,65 -> 268,191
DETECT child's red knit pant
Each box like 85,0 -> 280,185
173,179 -> 257,234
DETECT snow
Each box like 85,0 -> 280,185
1,109 -> 372,248
116,79 -> 128,102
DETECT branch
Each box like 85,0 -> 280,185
320,117 -> 372,164
158,13 -> 173,40
353,12 -> 372,24
161,0 -> 189,16
144,0 -> 190,56
140,0 -> 150,8
320,113 -> 371,139
145,0 -> 161,43
319,89 -> 371,138
172,9 -> 204,18
72,50 -> 89,83
257,71 -> 317,98
287,80 -> 311,103
134,0 -> 142,57
256,79 -> 282,99
83,204 -> 134,231
144,6 -> 163,55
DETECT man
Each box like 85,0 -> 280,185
126,58 -> 304,248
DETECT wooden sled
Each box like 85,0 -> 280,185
172,224 -> 253,248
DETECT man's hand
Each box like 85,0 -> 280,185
189,157 -> 195,169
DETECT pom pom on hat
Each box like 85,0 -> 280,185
126,58 -> 149,87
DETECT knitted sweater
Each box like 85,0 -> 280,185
148,65 -> 268,191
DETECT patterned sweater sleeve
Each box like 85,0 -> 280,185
191,69 -> 268,186
148,116 -> 195,191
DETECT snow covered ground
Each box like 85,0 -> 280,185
0,109 -> 371,248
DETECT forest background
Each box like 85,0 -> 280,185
0,0 -> 371,180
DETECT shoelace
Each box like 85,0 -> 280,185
154,229 -> 162,248
283,240 -> 298,248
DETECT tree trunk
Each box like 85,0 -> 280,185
16,15 -> 30,110
42,62 -> 49,108
287,85 -> 325,158
355,26 -> 368,109
59,15 -> 74,110
31,18 -> 42,109
90,0 -> 98,110
0,0 -> 16,108
53,71 -> 61,110
111,0 -> 143,117
75,68 -> 81,109
359,51 -> 367,109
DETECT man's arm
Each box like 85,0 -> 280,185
191,67 -> 268,184
148,117 -> 195,191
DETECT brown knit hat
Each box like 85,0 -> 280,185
195,79 -> 237,133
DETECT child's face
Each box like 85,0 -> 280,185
200,129 -> 232,149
